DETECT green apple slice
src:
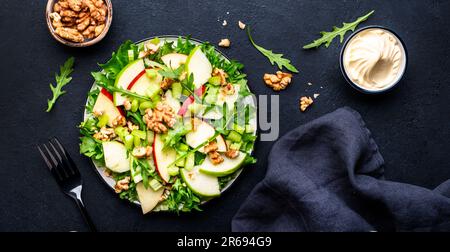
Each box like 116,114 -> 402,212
113,59 -> 145,106
161,53 -> 188,69
153,134 -> 176,183
199,151 -> 247,177
136,182 -> 164,214
92,89 -> 123,127
102,141 -> 130,173
180,166 -> 220,197
185,46 -> 212,88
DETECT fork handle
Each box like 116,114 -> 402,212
74,198 -> 97,232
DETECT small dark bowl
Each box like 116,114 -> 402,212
45,0 -> 113,47
339,25 -> 408,94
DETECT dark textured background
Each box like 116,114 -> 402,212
0,0 -> 449,231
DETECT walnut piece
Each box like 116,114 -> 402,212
131,146 -> 152,158
208,151 -> 224,165
143,102 -> 176,134
218,38 -> 231,48
93,127 -> 116,141
225,149 -> 240,159
123,100 -> 132,111
50,0 -> 107,43
203,141 -> 218,154
263,71 -> 293,91
114,176 -> 130,193
238,21 -> 246,30
111,115 -> 126,127
212,68 -> 228,86
220,83 -> 235,96
299,96 -> 313,112
160,77 -> 174,90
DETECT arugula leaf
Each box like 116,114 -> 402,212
164,122 -> 190,148
165,179 -> 201,213
158,64 -> 185,80
174,36 -> 196,55
46,57 -> 75,112
201,42 -> 246,83
303,10 -> 375,49
99,40 -> 138,79
246,27 -> 298,73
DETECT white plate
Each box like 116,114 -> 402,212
83,36 -> 257,209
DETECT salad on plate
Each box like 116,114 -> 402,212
79,36 -> 257,214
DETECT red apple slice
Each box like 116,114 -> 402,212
152,134 -> 176,183
177,85 -> 206,116
93,88 -> 124,126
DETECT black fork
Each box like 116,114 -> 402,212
37,137 -> 97,232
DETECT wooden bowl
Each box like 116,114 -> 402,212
45,0 -> 113,47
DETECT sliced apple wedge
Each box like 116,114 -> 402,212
93,88 -> 124,127
102,141 -> 130,173
136,183 -> 164,214
185,120 -> 215,149
180,167 -> 220,197
153,134 -> 176,183
185,46 -> 212,88
199,151 -> 247,177
113,59 -> 146,106
161,53 -> 188,69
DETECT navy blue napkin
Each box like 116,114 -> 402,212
232,107 -> 450,232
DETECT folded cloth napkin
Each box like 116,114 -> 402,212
232,107 -> 450,232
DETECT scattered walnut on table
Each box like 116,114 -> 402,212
299,96 -> 313,112
218,38 -> 231,48
263,71 -> 293,91
238,21 -> 246,30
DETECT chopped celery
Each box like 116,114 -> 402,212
233,124 -> 245,134
114,126 -> 127,140
208,76 -> 222,86
146,84 -> 161,99
227,131 -> 242,143
177,143 -> 190,152
184,152 -> 195,171
139,101 -> 153,114
229,142 -> 242,151
132,129 -> 146,139
133,135 -> 141,147
182,88 -> 190,96
175,157 -> 186,167
145,69 -> 158,79
204,87 -> 219,104
172,82 -> 182,99
131,99 -> 139,112
96,114 -> 109,128
124,134 -> 134,150
149,178 -> 162,191
128,50 -> 134,62
168,166 -> 180,176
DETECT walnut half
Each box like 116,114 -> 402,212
263,71 -> 293,91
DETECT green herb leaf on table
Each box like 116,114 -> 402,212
46,57 -> 75,112
303,10 -> 375,49
246,27 -> 298,73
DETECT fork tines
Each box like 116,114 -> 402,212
37,137 -> 79,182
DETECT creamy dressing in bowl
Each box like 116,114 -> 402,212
341,27 -> 407,93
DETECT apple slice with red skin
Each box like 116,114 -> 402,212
152,133 -> 176,183
93,88 -> 124,126
177,85 -> 206,116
